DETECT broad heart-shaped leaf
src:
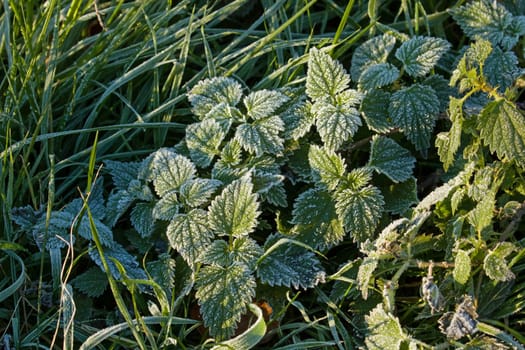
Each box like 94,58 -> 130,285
71,266 -> 108,298
152,190 -> 180,220
243,89 -> 289,119
291,187 -> 345,250
130,202 -> 155,237
450,0 -> 525,50
483,243 -> 516,282
364,303 -> 409,350
380,177 -> 418,215
335,185 -> 384,243
235,115 -> 284,156
484,47 -> 521,93
389,84 -> 440,152
257,233 -> 326,289
313,101 -> 362,150
308,145 -> 346,191
282,101 -> 316,140
179,178 -> 222,208
187,77 -> 243,118
166,209 -> 214,267
208,176 -> 260,237
453,249 -> 471,285
358,63 -> 400,91
151,148 -> 196,197
199,237 -> 263,271
195,262 -> 256,340
104,160 -> 141,191
186,119 -> 227,168
351,34 -> 397,81
367,136 -> 415,183
89,242 -> 147,280
436,97 -> 464,171
395,36 -> 450,78
252,170 -> 287,207
306,48 -> 350,101
360,89 -> 395,133
478,99 -> 525,168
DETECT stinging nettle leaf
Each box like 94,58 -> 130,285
188,77 -> 243,118
358,63 -> 400,91
483,243 -> 516,282
71,266 -> 108,298
436,97 -> 464,171
381,177 -> 418,215
389,84 -> 440,152
89,242 -> 147,280
308,145 -> 346,191
243,89 -> 289,120
313,101 -> 362,150
235,115 -> 285,156
195,262 -> 256,340
367,135 -> 416,183
365,303 -> 409,350
151,148 -> 196,197
199,237 -> 263,272
360,89 -> 395,133
453,249 -> 471,285
104,160 -> 141,191
186,119 -> 227,168
306,48 -> 350,101
357,258 -> 378,300
131,202 -> 155,238
335,185 -> 384,243
351,34 -> 397,82
179,178 -> 222,208
478,99 -> 525,168
395,36 -> 450,78
282,102 -> 316,140
484,47 -> 521,93
208,176 -> 260,237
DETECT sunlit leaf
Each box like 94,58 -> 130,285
186,119 -> 227,168
365,303 -> 409,350
351,34 -> 397,81
306,48 -> 350,101
308,145 -> 346,191
151,148 -> 196,197
243,89 -> 289,119
188,77 -> 243,118
395,36 -> 450,78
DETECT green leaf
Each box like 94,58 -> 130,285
146,253 -> 176,295
218,139 -> 243,166
199,237 -> 263,271
130,202 -> 155,237
282,102 -> 316,140
89,242 -> 147,280
351,34 -> 397,81
357,258 -> 378,300
208,176 -> 260,237
188,77 -> 243,118
104,160 -> 141,191
252,170 -> 287,207
365,303 -> 409,350
308,145 -> 346,191
335,185 -> 384,243
151,148 -> 196,197
358,63 -> 400,91
243,90 -> 289,119
467,192 -> 496,233
450,0 -> 525,50
367,135 -> 416,183
389,84 -> 440,151
484,47 -> 520,93
291,187 -> 345,250
196,262 -> 256,340
71,267 -> 108,298
235,115 -> 284,156
478,99 -> 525,167
381,178 -> 418,215
153,190 -> 180,220
421,74 -> 455,111
360,89 -> 395,133
313,101 -> 362,150
166,209 -> 214,267
484,243 -> 516,282
179,178 -> 222,208
395,36 -> 450,78
186,119 -> 227,168
257,234 -> 326,289
436,97 -> 464,171
453,249 -> 471,285
306,48 -> 350,101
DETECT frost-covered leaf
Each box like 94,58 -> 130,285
151,148 -> 196,196
186,119 -> 227,168
421,75 -> 455,112
478,100 -> 525,167
358,63 -> 400,91
467,191 -> 495,233
436,97 -> 463,171
438,295 -> 479,340
484,47 -> 520,93
484,243 -> 516,282
105,190 -> 134,227
291,188 -> 345,250
188,77 -> 243,118
381,178 -> 418,215
89,242 -> 147,280
71,266 -> 108,298
199,237 -> 263,271
179,178 -> 222,208
152,190 -> 180,221
335,185 -> 384,243
243,90 -> 289,119
235,115 -> 284,156
195,263 -> 256,340
351,34 -> 397,81
367,136 -> 415,183
282,102 -> 316,140
454,249 -> 471,285
344,167 -> 373,191
199,240 -> 231,267
421,276 -> 444,314
395,36 -> 450,78
360,89 -> 395,133
77,215 -> 114,247
130,202 -> 155,238
308,145 -> 346,190
306,48 -> 350,101
357,258 -> 378,300
208,177 -> 260,237
389,84 -> 440,151
257,234 -> 326,289
146,253 -> 176,294
219,139 -> 243,166
313,101 -> 362,150
252,170 -> 286,207
104,160 -> 141,191
365,303 -> 409,350
450,0 -> 525,50
167,209 -> 214,267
